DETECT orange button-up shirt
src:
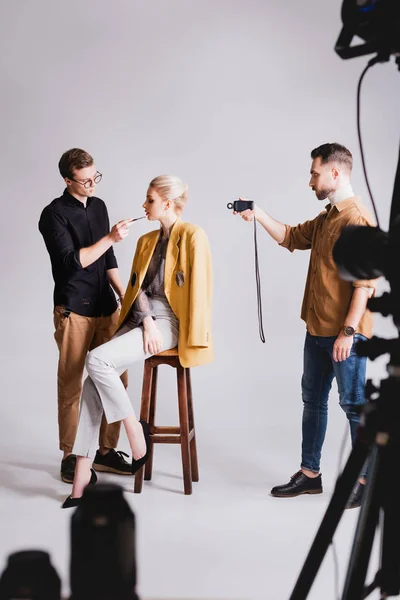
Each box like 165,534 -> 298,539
280,197 -> 377,338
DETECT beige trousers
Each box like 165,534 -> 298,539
53,306 -> 127,453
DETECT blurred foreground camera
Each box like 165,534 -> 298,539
70,483 -> 138,600
332,224 -> 387,281
0,550 -> 61,600
333,217 -> 400,329
0,484 -> 139,600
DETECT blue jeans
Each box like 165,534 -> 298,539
301,332 -> 367,474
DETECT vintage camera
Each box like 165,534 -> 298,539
227,200 -> 254,212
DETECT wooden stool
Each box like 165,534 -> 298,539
134,348 -> 199,495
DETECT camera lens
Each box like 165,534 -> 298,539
70,483 -> 138,600
0,550 -> 61,599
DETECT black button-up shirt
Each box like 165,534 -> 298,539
39,189 -> 118,317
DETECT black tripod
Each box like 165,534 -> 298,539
289,140 -> 400,599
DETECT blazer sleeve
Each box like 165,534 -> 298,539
187,228 -> 213,348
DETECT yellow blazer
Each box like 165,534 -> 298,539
117,218 -> 213,368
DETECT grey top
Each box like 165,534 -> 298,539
129,230 -> 169,326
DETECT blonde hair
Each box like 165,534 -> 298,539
149,175 -> 188,214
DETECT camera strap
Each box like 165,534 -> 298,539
253,217 -> 265,343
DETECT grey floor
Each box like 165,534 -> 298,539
0,348 -> 386,600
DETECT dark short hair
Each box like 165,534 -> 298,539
58,148 -> 94,179
311,143 -> 353,171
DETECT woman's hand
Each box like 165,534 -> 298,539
142,317 -> 163,355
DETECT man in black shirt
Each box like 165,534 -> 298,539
39,148 -> 133,483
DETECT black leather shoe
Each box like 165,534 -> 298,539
131,421 -> 150,476
60,454 -> 76,483
346,481 -> 365,509
93,449 -> 131,475
271,470 -> 323,497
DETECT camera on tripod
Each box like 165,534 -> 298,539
289,1 -> 400,599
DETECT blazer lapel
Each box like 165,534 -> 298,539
138,231 -> 159,287
165,218 -> 182,285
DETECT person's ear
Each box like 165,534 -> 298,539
332,166 -> 340,180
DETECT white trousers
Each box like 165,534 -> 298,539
73,297 -> 179,458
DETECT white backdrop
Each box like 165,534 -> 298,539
0,1 -> 399,598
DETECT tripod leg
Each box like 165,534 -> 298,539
289,439 -> 370,600
379,437 -> 400,597
342,444 -> 382,599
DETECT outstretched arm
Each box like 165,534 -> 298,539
235,204 -> 286,243
233,200 -> 316,251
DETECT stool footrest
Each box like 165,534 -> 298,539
151,428 -> 195,444
153,426 -> 180,434
153,435 -> 181,444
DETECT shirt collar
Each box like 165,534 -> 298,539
62,188 -> 92,208
325,193 -> 361,213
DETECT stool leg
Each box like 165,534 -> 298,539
186,368 -> 199,482
134,361 -> 153,494
177,365 -> 192,495
145,365 -> 158,481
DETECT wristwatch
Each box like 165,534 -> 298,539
342,325 -> 356,337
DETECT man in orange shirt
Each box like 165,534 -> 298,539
236,143 -> 377,509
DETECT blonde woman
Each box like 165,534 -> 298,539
62,175 -> 213,507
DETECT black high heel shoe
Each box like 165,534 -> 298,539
62,495 -> 81,509
61,468 -> 97,509
131,421 -> 150,475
